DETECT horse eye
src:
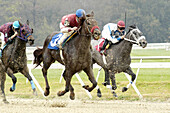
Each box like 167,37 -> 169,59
87,22 -> 91,25
133,31 -> 137,35
22,29 -> 25,33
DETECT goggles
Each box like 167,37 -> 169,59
118,26 -> 125,30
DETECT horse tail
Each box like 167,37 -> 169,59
33,47 -> 43,69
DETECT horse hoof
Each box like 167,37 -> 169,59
33,89 -> 37,96
97,89 -> 102,97
82,85 -> 89,89
44,90 -> 50,96
70,92 -> 75,100
3,100 -> 9,104
102,82 -> 107,86
122,87 -> 128,92
57,91 -> 65,96
10,87 -> 15,92
112,85 -> 117,90
112,91 -> 118,98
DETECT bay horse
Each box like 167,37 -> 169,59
0,20 -> 35,103
33,12 -> 101,100
91,24 -> 147,97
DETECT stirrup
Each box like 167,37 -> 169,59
0,49 -> 2,58
100,50 -> 104,54
56,44 -> 63,50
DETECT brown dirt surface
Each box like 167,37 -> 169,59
0,97 -> 169,113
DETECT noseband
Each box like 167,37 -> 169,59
124,28 -> 145,45
17,25 -> 32,42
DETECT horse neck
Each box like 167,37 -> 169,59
121,32 -> 134,54
76,25 -> 91,50
119,39 -> 133,56
14,37 -> 26,53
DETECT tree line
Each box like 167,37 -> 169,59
0,0 -> 169,46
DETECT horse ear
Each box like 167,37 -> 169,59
82,12 -> 86,20
91,11 -> 94,17
26,20 -> 29,25
18,20 -> 23,27
31,28 -> 33,33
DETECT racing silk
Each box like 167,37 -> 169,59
60,14 -> 79,33
102,23 -> 125,43
0,22 -> 14,38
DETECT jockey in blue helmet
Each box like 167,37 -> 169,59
13,21 -> 20,30
9,21 -> 20,41
76,9 -> 85,18
56,9 -> 86,49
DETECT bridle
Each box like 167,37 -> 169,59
124,28 -> 145,45
79,17 -> 100,37
17,25 -> 32,42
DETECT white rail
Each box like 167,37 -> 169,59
27,56 -> 170,69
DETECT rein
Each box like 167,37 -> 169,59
17,25 -> 32,42
79,17 -> 99,37
124,28 -> 142,45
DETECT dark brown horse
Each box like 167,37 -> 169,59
0,21 -> 35,103
33,12 -> 101,100
91,24 -> 147,97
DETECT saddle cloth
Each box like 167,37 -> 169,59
48,31 -> 76,50
95,38 -> 105,52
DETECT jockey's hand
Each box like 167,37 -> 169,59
111,38 -> 118,43
72,27 -> 78,31
7,37 -> 12,42
121,35 -> 125,39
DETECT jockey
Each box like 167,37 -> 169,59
100,20 -> 126,54
56,9 -> 86,49
0,21 -> 20,49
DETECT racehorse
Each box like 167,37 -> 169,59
0,20 -> 35,103
33,11 -> 101,100
91,24 -> 147,97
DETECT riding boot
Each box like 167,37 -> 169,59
56,31 -> 74,49
0,43 -> 5,58
100,39 -> 108,54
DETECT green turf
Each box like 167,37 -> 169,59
3,49 -> 170,101
4,68 -> 170,101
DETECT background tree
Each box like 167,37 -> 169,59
0,0 -> 169,46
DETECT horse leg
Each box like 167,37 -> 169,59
6,68 -> 17,92
57,69 -> 74,98
83,67 -> 97,92
102,68 -> 110,86
0,70 -> 8,104
58,70 -> 75,100
109,70 -> 118,97
20,66 -> 37,95
42,58 -> 53,96
122,67 -> 136,92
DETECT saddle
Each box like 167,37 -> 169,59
48,31 -> 77,50
95,38 -> 111,55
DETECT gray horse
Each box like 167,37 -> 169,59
33,12 -> 101,100
0,21 -> 35,103
91,24 -> 147,97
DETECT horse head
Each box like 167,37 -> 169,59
81,11 -> 101,40
17,20 -> 34,46
126,24 -> 147,48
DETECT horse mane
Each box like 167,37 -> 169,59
126,24 -> 137,35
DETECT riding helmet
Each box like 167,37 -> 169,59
76,9 -> 86,17
117,20 -> 125,28
13,21 -> 20,29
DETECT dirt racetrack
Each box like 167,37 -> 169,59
0,97 -> 169,113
